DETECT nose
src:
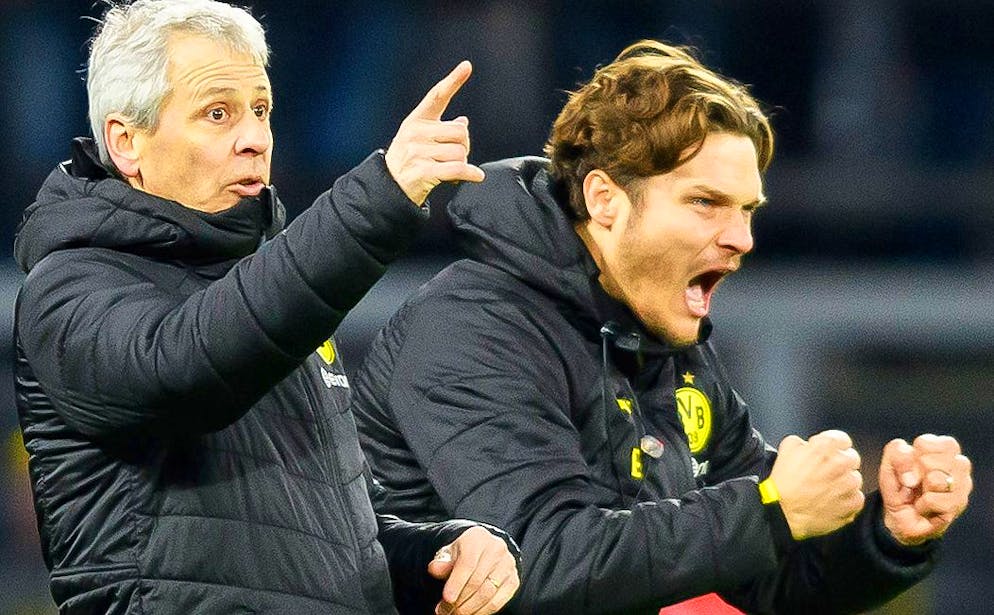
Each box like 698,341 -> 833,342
234,113 -> 271,156
717,209 -> 754,255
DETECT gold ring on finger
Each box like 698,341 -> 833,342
486,576 -> 501,589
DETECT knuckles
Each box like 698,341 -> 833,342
810,429 -> 853,449
913,434 -> 961,455
955,454 -> 972,474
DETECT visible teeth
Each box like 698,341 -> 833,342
686,284 -> 704,303
685,283 -> 708,317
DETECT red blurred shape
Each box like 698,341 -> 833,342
659,593 -> 743,614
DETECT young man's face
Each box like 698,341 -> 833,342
597,132 -> 764,347
130,34 -> 273,213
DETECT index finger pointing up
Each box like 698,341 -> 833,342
408,60 -> 472,121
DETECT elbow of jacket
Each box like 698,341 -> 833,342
59,387 -> 255,442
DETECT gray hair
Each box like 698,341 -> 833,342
87,0 -> 269,167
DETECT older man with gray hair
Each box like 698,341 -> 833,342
13,1 -> 518,613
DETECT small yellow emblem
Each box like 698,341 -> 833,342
630,448 -> 644,479
675,386 -> 712,454
316,339 -> 336,365
616,398 -> 633,415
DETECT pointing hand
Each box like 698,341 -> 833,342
385,61 -> 485,206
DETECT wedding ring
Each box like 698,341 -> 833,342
486,576 -> 501,589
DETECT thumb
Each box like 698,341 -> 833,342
427,545 -> 455,580
882,438 -> 920,489
777,434 -> 805,457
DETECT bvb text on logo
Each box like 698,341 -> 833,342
675,385 -> 712,454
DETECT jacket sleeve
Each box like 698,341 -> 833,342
358,296 -> 795,613
17,151 -> 427,439
360,295 -> 940,613
724,493 -> 938,614
376,513 -> 474,614
372,461 -> 521,615
705,366 -> 939,613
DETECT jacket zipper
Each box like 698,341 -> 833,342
303,365 -> 372,612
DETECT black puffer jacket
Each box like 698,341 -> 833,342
351,157 -> 938,614
14,138 -> 481,614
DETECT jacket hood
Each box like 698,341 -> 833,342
14,138 -> 286,273
447,157 -> 605,326
446,156 -> 710,353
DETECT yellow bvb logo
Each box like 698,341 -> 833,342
316,339 -> 336,365
675,386 -> 712,454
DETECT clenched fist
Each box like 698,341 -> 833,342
880,434 -> 972,546
385,61 -> 485,206
769,429 -> 865,540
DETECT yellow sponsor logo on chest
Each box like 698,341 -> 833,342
316,339 -> 336,365
630,447 -> 644,479
675,385 -> 712,454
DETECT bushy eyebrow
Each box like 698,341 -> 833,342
689,185 -> 767,209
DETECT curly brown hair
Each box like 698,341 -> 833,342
544,40 -> 774,220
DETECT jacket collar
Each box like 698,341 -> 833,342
15,138 -> 287,272
448,156 -> 712,358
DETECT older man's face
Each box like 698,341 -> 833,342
130,34 -> 273,213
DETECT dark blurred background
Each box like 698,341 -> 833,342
2,1 -> 992,613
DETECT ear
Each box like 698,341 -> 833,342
104,114 -> 143,180
581,170 -> 623,228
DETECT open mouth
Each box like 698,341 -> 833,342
685,269 -> 730,318
231,177 -> 265,196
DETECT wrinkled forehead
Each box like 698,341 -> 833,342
164,33 -> 271,97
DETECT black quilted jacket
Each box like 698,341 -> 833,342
351,157 -> 939,614
13,138 -> 479,614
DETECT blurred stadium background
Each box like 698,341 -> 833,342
1,1 -> 992,613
